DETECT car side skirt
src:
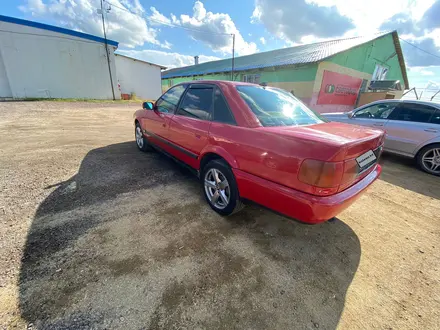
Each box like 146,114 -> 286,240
142,131 -> 200,178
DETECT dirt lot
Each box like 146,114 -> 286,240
0,101 -> 439,329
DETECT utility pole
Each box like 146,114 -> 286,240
231,33 -> 235,81
100,0 -> 116,100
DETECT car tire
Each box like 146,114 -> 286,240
201,159 -> 244,216
135,122 -> 152,152
417,143 -> 440,176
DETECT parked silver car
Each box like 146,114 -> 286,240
324,100 -> 440,176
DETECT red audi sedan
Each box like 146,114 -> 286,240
133,81 -> 384,224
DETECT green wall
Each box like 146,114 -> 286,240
162,63 -> 317,91
328,34 -> 405,86
259,64 -> 317,83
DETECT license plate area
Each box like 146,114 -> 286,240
356,150 -> 377,170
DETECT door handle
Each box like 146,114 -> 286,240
373,123 -> 384,127
424,128 -> 438,133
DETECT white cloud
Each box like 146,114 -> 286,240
19,0 -> 161,48
252,0 -> 436,44
259,37 -> 266,45
116,49 -> 220,68
152,1 -> 257,56
19,1 -> 255,56
251,0 -> 354,44
409,66 -> 435,76
251,6 -> 261,23
160,40 -> 172,50
149,6 -> 171,26
308,0 -> 408,35
170,13 -> 179,24
18,0 -> 46,14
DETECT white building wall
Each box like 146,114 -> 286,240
115,54 -> 162,100
0,47 -> 12,97
0,21 -> 119,99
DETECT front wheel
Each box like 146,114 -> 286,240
201,159 -> 244,216
135,122 -> 152,152
417,144 -> 440,176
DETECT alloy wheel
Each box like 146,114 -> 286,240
204,168 -> 230,209
422,147 -> 440,174
135,126 -> 144,149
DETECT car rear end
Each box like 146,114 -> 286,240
232,84 -> 384,223
295,123 -> 384,196
239,123 -> 385,223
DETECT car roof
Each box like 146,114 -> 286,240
359,98 -> 440,109
175,80 -> 258,87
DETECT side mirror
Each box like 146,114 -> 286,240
142,101 -> 154,110
348,111 -> 354,119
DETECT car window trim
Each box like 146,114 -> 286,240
175,84 -> 214,121
213,85 -> 237,126
157,84 -> 189,115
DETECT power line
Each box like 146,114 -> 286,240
399,37 -> 440,61
103,0 -> 232,36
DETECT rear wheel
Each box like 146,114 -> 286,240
135,122 -> 152,152
201,159 -> 244,216
417,144 -> 440,176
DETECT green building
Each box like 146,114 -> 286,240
161,31 -> 408,113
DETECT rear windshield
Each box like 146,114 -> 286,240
236,85 -> 327,127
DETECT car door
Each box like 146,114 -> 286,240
141,84 -> 187,141
350,102 -> 398,129
167,84 -> 214,168
383,102 -> 439,157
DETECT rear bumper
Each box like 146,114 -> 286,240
233,164 -> 382,224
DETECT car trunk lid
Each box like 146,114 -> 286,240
260,121 -> 384,161
259,122 -> 385,195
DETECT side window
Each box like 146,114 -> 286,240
176,87 -> 213,120
430,110 -> 440,125
354,103 -> 397,119
392,103 -> 436,123
242,74 -> 261,84
213,87 -> 236,125
156,85 -> 186,114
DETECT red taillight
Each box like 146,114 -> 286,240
341,159 -> 358,185
298,159 -> 343,196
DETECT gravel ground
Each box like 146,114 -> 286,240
0,101 -> 439,329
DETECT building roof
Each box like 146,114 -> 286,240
0,15 -> 118,47
115,53 -> 167,70
162,31 -> 409,89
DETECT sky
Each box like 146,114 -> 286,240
4,0 -> 440,97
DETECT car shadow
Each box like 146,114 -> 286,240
19,141 -> 361,329
379,153 -> 440,200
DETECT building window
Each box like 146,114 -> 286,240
372,65 -> 388,80
242,74 -> 261,84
